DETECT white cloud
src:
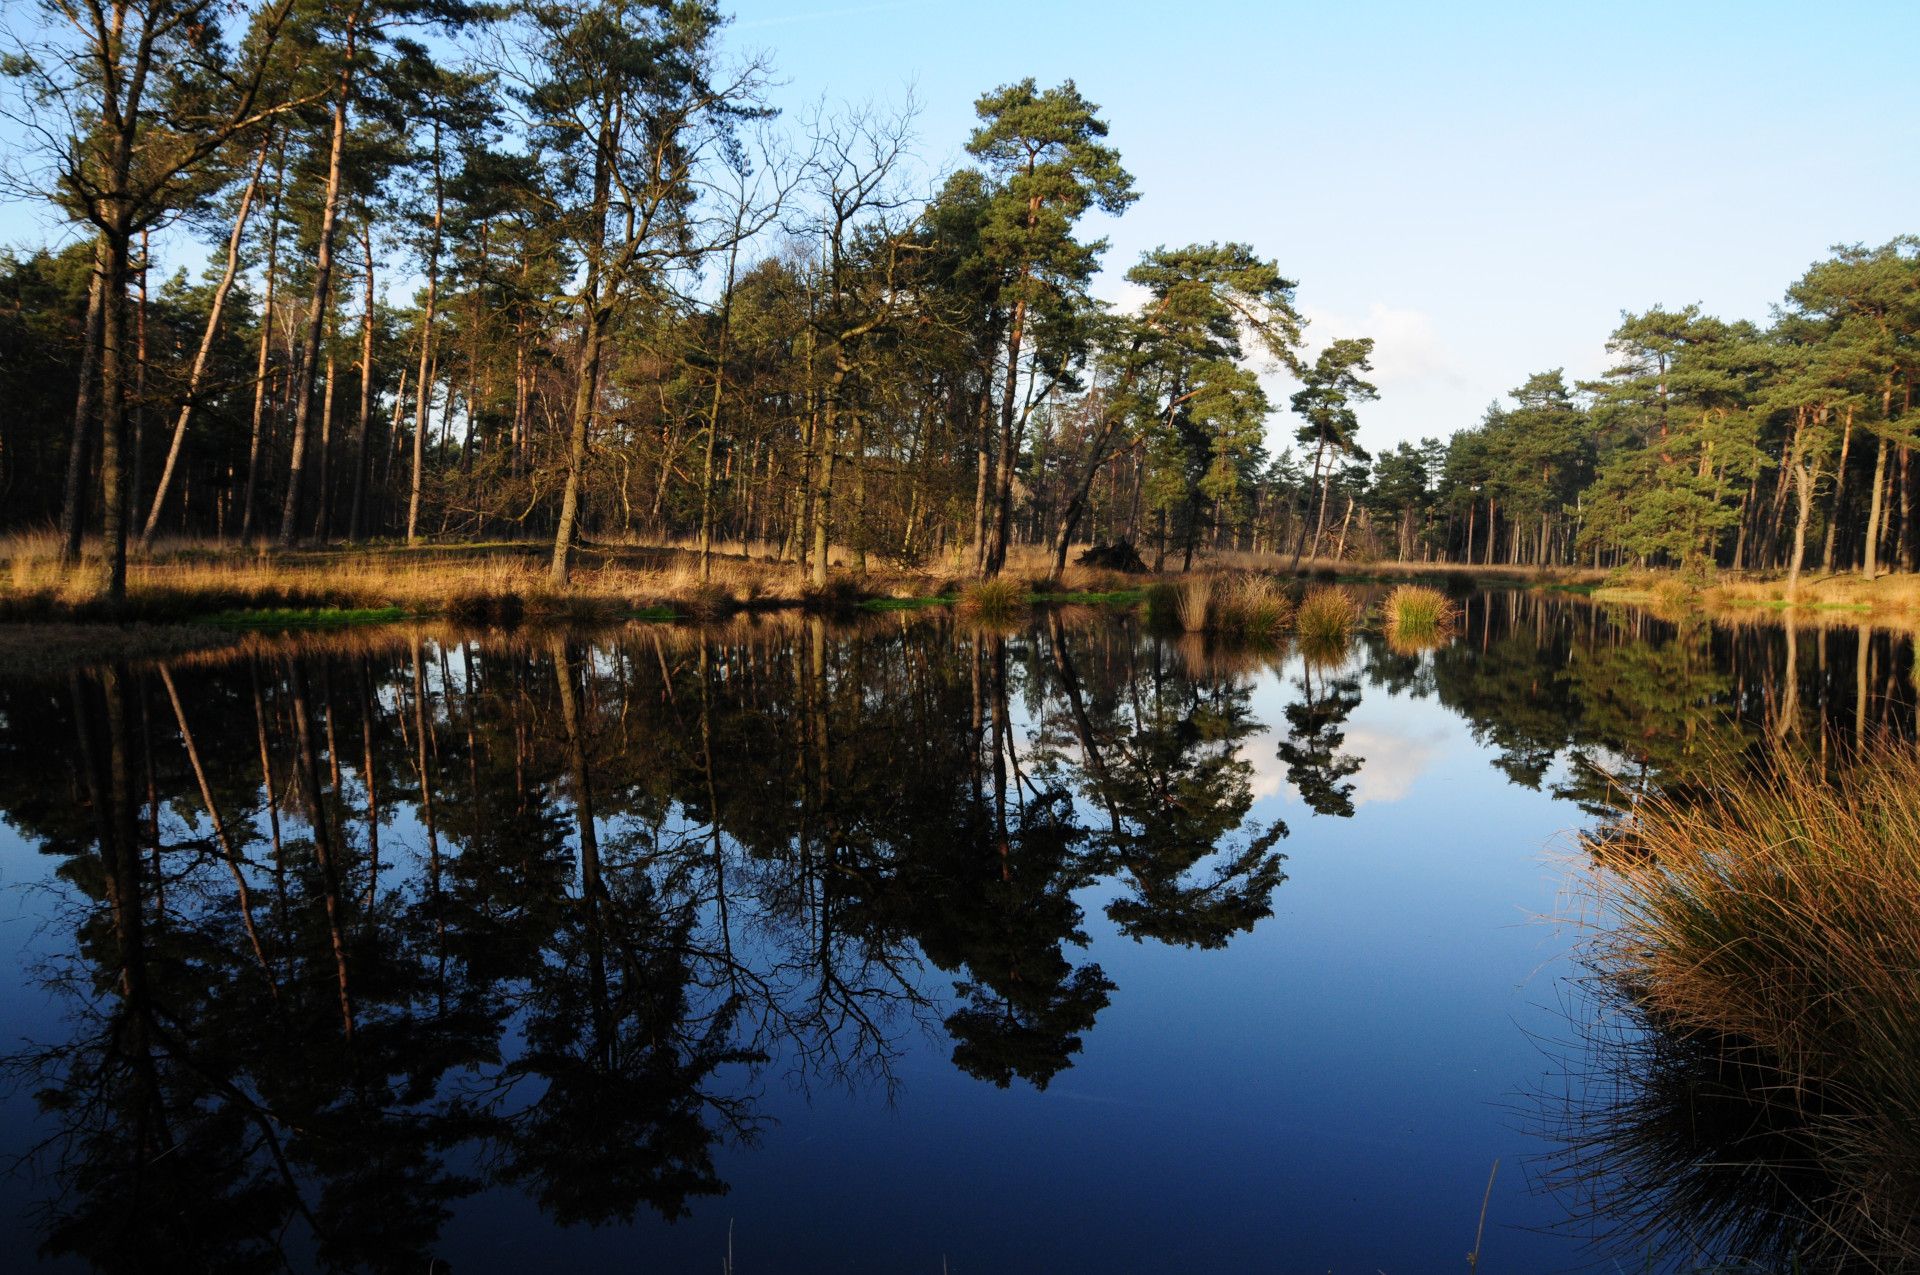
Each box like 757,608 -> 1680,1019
1297,301 -> 1469,395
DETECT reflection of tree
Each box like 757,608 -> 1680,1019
1426,595 -> 1582,790
22,665 -> 494,1272
895,631 -> 1113,1090
498,637 -> 762,1225
1421,593 -> 1778,816
1045,614 -> 1287,949
1276,656 -> 1363,818
1554,615 -> 1748,818
2,613 -> 1305,1262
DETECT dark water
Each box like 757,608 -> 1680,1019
0,594 -> 1911,1273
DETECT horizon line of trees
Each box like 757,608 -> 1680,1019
3,3 -> 1914,600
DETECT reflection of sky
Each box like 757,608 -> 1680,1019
0,637 -> 1602,1274
1243,651 -> 1457,810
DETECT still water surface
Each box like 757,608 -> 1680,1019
0,593 -> 1909,1272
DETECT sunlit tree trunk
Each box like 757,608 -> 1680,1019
141,136 -> 270,551
408,119 -> 444,546
59,247 -> 107,565
279,4 -> 362,548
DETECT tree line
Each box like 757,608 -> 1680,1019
4,2 -> 1914,602
1404,237 -> 1920,587
0,0 -> 1347,600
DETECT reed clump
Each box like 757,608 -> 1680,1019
1211,575 -> 1292,640
1173,574 -> 1214,632
1580,746 -> 1920,1263
1382,584 -> 1456,642
1293,585 -> 1360,645
959,576 -> 1026,618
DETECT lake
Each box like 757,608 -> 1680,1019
0,591 -> 1910,1272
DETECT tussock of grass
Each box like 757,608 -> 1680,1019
1174,574 -> 1214,632
1212,575 -> 1292,640
959,576 -> 1025,618
1148,572 -> 1291,639
1382,584 -> 1456,646
1294,585 -> 1360,645
1576,746 -> 1920,1265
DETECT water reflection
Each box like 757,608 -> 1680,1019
2,593 -> 1916,1270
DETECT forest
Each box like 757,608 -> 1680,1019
2,0 -> 1918,607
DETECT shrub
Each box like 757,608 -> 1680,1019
679,581 -> 733,620
446,589 -> 525,626
1076,540 -> 1148,573
801,574 -> 866,613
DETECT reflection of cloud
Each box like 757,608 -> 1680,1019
1343,723 -> 1447,808
1245,730 -> 1289,801
1240,721 -> 1448,808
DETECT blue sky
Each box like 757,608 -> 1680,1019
5,0 -> 1915,454
723,0 -> 1920,450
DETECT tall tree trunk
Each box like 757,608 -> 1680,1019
1289,436 -> 1327,570
1822,409 -> 1853,572
698,228 -> 741,582
97,226 -> 132,600
970,382 -> 991,574
551,94 -> 614,588
140,134 -> 270,552
278,8 -> 361,548
346,222 -> 375,541
809,371 -> 843,589
1787,455 -> 1813,601
986,297 -> 1028,577
130,230 -> 149,536
1863,434 -> 1889,580
58,241 -> 107,565
240,139 -> 287,543
312,345 -> 336,539
408,119 -> 444,546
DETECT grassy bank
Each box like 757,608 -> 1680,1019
0,533 -> 1608,632
1575,746 -> 1920,1266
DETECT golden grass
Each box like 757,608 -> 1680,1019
1294,585 -> 1361,645
0,536 -> 943,622
1174,574 -> 1214,631
958,576 -> 1026,618
1575,745 -> 1920,1264
1381,584 -> 1457,646
1212,574 -> 1292,640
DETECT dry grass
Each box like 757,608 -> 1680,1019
1294,585 -> 1361,645
1707,569 -> 1920,616
1174,574 -> 1214,631
1143,570 -> 1292,640
1211,575 -> 1292,640
958,576 -> 1025,618
0,535 -> 957,623
1574,745 -> 1920,1265
1382,584 -> 1457,646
